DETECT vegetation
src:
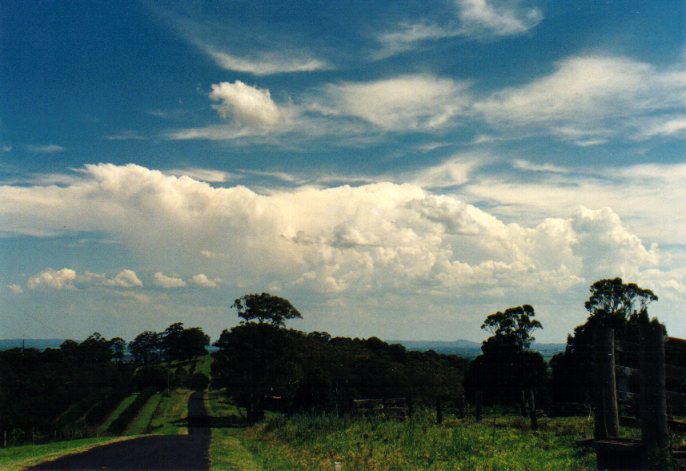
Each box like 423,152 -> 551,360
124,393 -> 163,435
149,389 -> 194,435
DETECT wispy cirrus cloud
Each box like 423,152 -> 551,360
26,144 -> 65,154
474,55 -> 686,145
202,45 -> 330,76
374,0 -> 542,58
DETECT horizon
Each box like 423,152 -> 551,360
1,1 -> 685,344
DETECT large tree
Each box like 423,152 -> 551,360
549,278 -> 659,412
466,305 -> 546,419
231,292 -> 302,327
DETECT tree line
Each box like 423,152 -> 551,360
0,322 -> 210,444
0,277 -> 661,444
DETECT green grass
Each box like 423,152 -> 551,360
196,354 -> 213,376
99,394 -> 137,433
149,389 -> 193,435
0,436 -> 139,471
125,393 -> 163,435
205,389 -> 597,471
241,412 -> 598,470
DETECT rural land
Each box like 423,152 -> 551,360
1,278 -> 685,470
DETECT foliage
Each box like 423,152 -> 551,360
124,393 -> 162,435
467,305 -> 546,406
549,278 -> 658,409
129,331 -> 161,365
232,292 -> 302,327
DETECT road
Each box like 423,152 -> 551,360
32,391 -> 210,470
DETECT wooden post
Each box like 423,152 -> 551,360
593,326 -> 619,438
527,388 -> 538,431
435,397 -> 443,424
639,315 -> 669,467
475,389 -> 483,423
519,389 -> 528,417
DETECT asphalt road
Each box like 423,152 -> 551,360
32,391 -> 210,471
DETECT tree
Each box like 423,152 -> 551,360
466,305 -> 545,425
110,337 -> 126,365
585,277 -> 658,324
129,331 -> 160,365
232,293 -> 302,327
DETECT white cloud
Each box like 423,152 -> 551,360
456,0 -> 542,37
106,269 -> 143,288
165,168 -> 234,183
320,75 -> 470,131
210,81 -> 284,128
153,272 -> 187,289
2,163 -> 678,298
190,273 -> 221,288
374,0 -> 541,58
28,268 -> 77,290
203,46 -> 329,75
474,55 -> 686,144
407,155 -> 479,188
26,144 -> 65,154
7,284 -> 23,294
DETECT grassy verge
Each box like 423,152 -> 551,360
149,389 -> 193,435
99,394 -> 137,433
240,412 -> 597,470
0,436 -> 139,471
125,393 -> 163,435
207,389 -> 261,470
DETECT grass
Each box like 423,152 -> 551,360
99,394 -> 137,433
205,389 -> 598,471
125,393 -> 163,435
207,389 -> 263,470
197,354 -> 213,376
241,412 -> 598,470
149,389 -> 193,435
0,436 -> 140,471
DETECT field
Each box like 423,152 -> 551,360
207,391 -> 598,470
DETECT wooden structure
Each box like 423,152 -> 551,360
591,316 -> 686,469
352,398 -> 407,419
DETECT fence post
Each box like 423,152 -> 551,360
527,388 -> 538,431
639,314 -> 669,467
593,326 -> 618,438
475,389 -> 483,423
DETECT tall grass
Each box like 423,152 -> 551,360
240,410 -> 597,470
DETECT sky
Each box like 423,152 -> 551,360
1,0 -> 685,344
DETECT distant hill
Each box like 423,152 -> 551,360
0,338 -> 66,350
391,339 -> 565,359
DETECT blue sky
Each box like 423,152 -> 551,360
1,0 -> 685,343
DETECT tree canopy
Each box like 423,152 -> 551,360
584,277 -> 658,322
481,304 -> 541,351
232,292 -> 302,327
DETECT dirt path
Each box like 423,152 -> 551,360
32,391 -> 210,470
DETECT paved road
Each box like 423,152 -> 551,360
32,391 -> 210,471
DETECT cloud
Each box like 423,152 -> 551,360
474,55 -> 686,145
1,163 -> 678,303
105,130 -> 146,141
7,284 -> 23,294
320,75 -> 470,131
374,0 -> 541,58
153,272 -> 187,289
209,81 -> 284,128
26,144 -> 65,154
165,168 -> 234,183
407,155 -> 479,188
203,46 -> 329,75
105,269 -> 143,288
189,273 -> 220,288
28,268 -> 77,290
456,0 -> 542,37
